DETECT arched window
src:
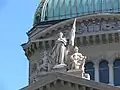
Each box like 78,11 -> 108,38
114,59 -> 120,86
99,60 -> 109,84
85,62 -> 95,80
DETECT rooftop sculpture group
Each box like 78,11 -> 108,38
49,19 -> 87,73
49,31 -> 86,73
30,19 -> 90,83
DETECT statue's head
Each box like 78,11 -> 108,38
74,46 -> 79,53
58,32 -> 63,38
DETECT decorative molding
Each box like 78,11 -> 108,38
37,18 -> 120,39
23,17 -> 120,59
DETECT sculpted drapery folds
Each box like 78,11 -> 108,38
50,19 -> 77,67
50,19 -> 77,68
50,32 -> 67,65
41,18 -> 87,72
70,46 -> 86,72
30,19 -> 90,83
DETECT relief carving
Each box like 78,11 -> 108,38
37,18 -> 120,40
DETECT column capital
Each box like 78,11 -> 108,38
108,63 -> 113,67
108,59 -> 114,65
94,64 -> 99,69
115,52 -> 120,59
93,60 -> 99,68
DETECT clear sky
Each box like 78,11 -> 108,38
0,0 -> 40,90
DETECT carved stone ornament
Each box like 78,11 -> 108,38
36,51 -> 49,74
30,51 -> 49,82
30,19 -> 91,83
70,46 -> 86,72
40,18 -> 120,39
50,32 -> 67,66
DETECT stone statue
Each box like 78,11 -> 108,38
70,46 -> 86,72
50,32 -> 67,66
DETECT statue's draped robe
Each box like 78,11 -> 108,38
51,38 -> 67,65
50,18 -> 76,67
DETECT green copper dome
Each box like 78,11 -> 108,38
34,0 -> 120,25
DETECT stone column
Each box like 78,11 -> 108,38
94,64 -> 99,82
80,86 -> 86,90
49,40 -> 52,49
108,63 -> 114,85
43,41 -> 45,49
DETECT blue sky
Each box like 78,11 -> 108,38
0,0 -> 39,90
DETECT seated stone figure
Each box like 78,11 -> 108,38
70,46 -> 86,72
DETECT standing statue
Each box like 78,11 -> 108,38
50,19 -> 77,69
70,46 -> 86,72
50,32 -> 67,66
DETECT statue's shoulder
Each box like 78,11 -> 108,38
73,52 -> 82,56
78,52 -> 83,55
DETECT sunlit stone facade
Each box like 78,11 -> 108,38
21,0 -> 120,90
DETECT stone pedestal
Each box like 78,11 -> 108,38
82,73 -> 90,80
67,70 -> 90,80
67,70 -> 83,77
53,64 -> 67,72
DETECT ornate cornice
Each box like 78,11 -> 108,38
32,14 -> 120,39
22,14 -> 120,59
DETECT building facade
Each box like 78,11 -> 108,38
21,0 -> 120,90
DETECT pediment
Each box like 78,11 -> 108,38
21,72 -> 120,90
35,14 -> 120,40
